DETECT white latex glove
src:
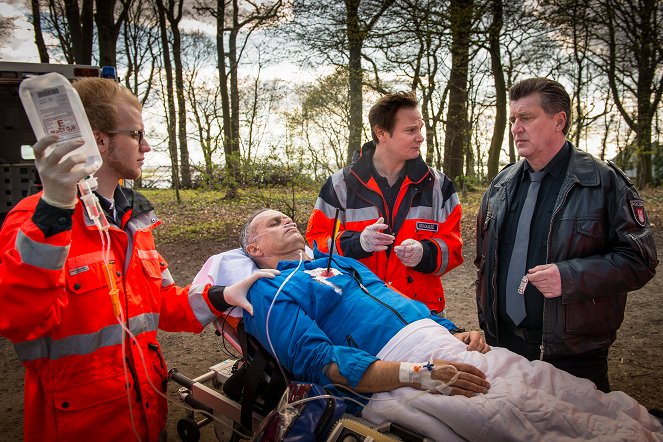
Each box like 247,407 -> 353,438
394,238 -> 424,267
359,217 -> 395,252
223,269 -> 281,316
34,135 -> 96,209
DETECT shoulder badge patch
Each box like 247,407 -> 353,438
416,222 -> 438,232
629,199 -> 648,227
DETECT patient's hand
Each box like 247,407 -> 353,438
224,269 -> 280,315
431,359 -> 490,397
454,331 -> 490,353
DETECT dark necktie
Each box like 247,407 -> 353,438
506,170 -> 546,325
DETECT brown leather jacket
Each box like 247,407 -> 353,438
475,145 -> 657,357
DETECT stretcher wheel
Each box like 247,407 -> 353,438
213,414 -> 239,442
177,416 -> 201,442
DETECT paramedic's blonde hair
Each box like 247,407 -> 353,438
73,78 -> 141,134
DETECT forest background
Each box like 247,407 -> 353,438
1,0 -> 662,195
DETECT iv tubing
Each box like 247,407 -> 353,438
265,249 -> 304,386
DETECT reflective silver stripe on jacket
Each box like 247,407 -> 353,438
16,230 -> 69,270
14,312 -> 160,362
431,238 -> 449,276
405,192 -> 459,222
187,283 -> 216,326
314,196 -> 339,218
162,267 -> 175,287
331,170 -> 348,208
344,206 -> 379,223
314,200 -> 381,225
317,169 -> 459,224
313,171 -> 349,218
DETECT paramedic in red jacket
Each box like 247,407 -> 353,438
0,78 -> 270,441
306,91 -> 463,314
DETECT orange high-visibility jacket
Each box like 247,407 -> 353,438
0,189 -> 223,441
306,146 -> 463,312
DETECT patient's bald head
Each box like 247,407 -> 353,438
240,209 -> 307,268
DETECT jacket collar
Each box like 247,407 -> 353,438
351,142 -> 430,185
497,142 -> 600,189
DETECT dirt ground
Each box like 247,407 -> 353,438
0,204 -> 661,441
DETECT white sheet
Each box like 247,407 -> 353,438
194,248 -> 259,286
362,319 -> 663,442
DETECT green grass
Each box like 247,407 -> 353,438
138,186 -> 663,243
140,186 -> 320,243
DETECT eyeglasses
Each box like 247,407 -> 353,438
107,129 -> 145,144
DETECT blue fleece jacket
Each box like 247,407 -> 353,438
243,249 -> 457,389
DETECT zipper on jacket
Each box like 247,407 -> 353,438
357,281 -> 407,325
334,258 -> 408,325
148,342 -> 168,391
541,179 -> 575,361
350,170 -> 390,233
345,335 -> 359,348
125,356 -> 142,402
148,342 -> 165,369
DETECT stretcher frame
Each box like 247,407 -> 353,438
168,326 -> 432,442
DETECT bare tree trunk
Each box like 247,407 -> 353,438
443,0 -> 474,182
31,0 -> 50,62
121,0 -> 158,105
569,1 -> 590,148
422,92 -> 434,164
164,0 -> 191,188
63,0 -> 93,64
634,0 -> 655,187
226,0 -> 242,198
95,0 -> 131,68
95,0 -> 117,67
80,0 -> 94,63
214,1 -> 237,198
156,0 -> 181,202
345,0 -> 363,165
601,0 -> 660,187
487,0 -> 505,181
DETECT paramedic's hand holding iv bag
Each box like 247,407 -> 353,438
33,135 -> 99,209
360,217 -> 395,252
223,268 -> 281,315
394,238 -> 424,267
19,72 -> 103,209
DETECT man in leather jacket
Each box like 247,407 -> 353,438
475,77 -> 657,392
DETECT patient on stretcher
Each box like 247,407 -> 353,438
195,209 -> 663,441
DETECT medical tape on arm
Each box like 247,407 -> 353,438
398,362 -> 459,395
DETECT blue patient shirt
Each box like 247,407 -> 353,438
243,249 -> 457,389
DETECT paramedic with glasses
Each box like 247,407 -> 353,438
0,77 -> 268,441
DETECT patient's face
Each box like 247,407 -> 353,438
248,210 -> 306,256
